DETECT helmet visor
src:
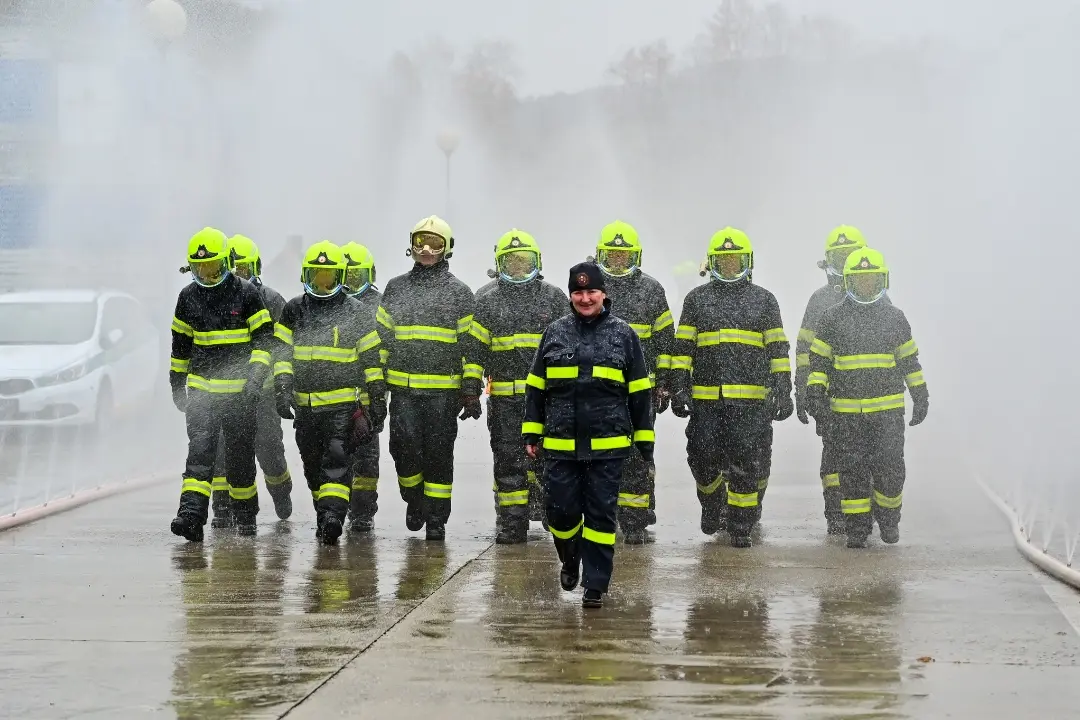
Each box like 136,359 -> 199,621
302,266 -> 343,297
826,247 -> 857,275
191,258 -> 229,288
232,260 -> 257,280
709,253 -> 751,281
344,266 -> 373,293
411,232 -> 446,256
845,273 -> 887,303
497,250 -> 539,282
597,248 -> 639,276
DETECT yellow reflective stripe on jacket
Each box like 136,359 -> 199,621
655,354 -> 672,370
675,325 -> 698,341
498,489 -> 529,506
364,367 -> 385,383
895,339 -> 918,359
457,315 -> 473,335
492,379 -> 528,395
394,325 -> 458,343
247,308 -> 271,332
633,429 -> 655,442
653,310 -> 674,333
170,357 -> 189,373
526,373 -> 546,390
250,349 -> 271,366
770,357 -> 791,373
273,322 -> 293,345
592,366 -> 624,383
274,361 -> 293,376
629,323 -> 652,339
379,348 -> 389,364
469,321 -> 492,345
386,370 -> 461,390
522,421 -> 545,435
833,353 -> 896,370
582,525 -> 616,545
424,481 -> 452,499
905,370 -> 925,387
810,337 -> 832,358
763,327 -> 787,344
294,388 -> 357,407
807,371 -> 829,388
193,328 -> 250,346
463,363 -> 484,380
618,493 -> 650,508
293,346 -> 357,362
829,393 -> 905,413
171,316 -> 194,336
356,330 -> 380,353
187,375 -> 247,393
691,384 -> 768,401
670,356 -> 692,371
697,329 -> 764,348
547,366 -> 578,379
796,352 -> 811,368
376,306 -> 395,330
628,377 -> 652,394
490,333 -> 542,351
542,435 -> 632,452
798,328 -> 815,343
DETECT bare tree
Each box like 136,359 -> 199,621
606,40 -> 675,89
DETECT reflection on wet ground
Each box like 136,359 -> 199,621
2,430 -> 1080,718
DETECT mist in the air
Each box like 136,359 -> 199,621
16,0 -> 1080,508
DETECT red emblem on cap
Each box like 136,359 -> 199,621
576,273 -> 590,287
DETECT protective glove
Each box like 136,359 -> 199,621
652,385 -> 671,415
795,391 -> 810,424
805,390 -> 828,422
368,395 -> 388,433
275,389 -> 294,420
242,377 -> 262,407
458,394 -> 482,421
171,387 -> 188,413
349,403 -> 373,447
637,444 -> 654,463
770,389 -> 794,422
909,397 -> 929,426
670,392 -> 692,419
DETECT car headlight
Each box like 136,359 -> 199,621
37,362 -> 90,387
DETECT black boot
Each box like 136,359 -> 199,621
349,515 -> 374,533
730,535 -> 752,548
235,512 -> 257,537
622,527 -> 647,545
826,517 -> 846,535
557,539 -> 580,591
582,588 -> 603,608
321,516 -> 343,544
846,533 -> 869,549
425,519 -> 445,541
170,514 -> 204,543
272,493 -> 292,521
406,502 -> 425,532
879,525 -> 899,544
210,512 -> 234,529
700,507 -> 722,535
496,514 -> 528,544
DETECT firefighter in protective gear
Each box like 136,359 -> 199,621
669,228 -> 793,548
273,241 -> 387,544
340,241 -> 383,532
463,229 -> 567,544
208,234 -> 294,528
805,248 -> 928,548
169,227 -> 274,541
523,262 -> 655,609
590,220 -> 674,543
795,225 -> 869,535
376,215 -> 477,541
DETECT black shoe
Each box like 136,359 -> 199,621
495,522 -> 527,544
321,517 -> 343,544
560,562 -> 579,591
622,528 -> 647,545
645,509 -> 657,527
880,525 -> 899,544
349,516 -> 374,533
582,588 -> 603,609
210,514 -> 234,529
846,534 -> 869,549
730,535 -> 752,548
826,518 -> 846,535
273,494 -> 293,521
701,511 -> 722,535
170,515 -> 204,543
406,503 -> 425,532
425,521 -> 445,541
235,515 -> 257,536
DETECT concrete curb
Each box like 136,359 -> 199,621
976,475 -> 1080,590
0,474 -> 171,532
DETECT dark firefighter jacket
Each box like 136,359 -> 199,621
352,287 -> 385,403
670,278 -> 791,403
462,277 -> 567,398
253,278 -> 287,389
796,283 -> 890,397
273,291 -> 385,412
376,261 -> 475,392
170,274 -> 273,395
602,270 -> 675,384
522,301 -> 655,460
807,298 -> 927,414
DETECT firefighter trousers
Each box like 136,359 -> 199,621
294,407 -> 353,522
686,401 -> 772,538
349,430 -> 380,521
487,396 -> 544,525
178,390 -> 258,524
545,458 -> 623,594
210,391 -> 291,516
388,389 -> 460,525
830,411 -> 906,537
817,417 -> 842,523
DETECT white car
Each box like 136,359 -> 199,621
0,289 -> 162,427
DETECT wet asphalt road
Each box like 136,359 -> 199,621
1,416 -> 1079,719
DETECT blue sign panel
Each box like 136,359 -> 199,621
0,184 -> 45,249
0,55 -> 53,250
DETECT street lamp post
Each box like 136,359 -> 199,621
435,130 -> 460,218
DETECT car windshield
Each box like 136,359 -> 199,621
0,302 -> 98,345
